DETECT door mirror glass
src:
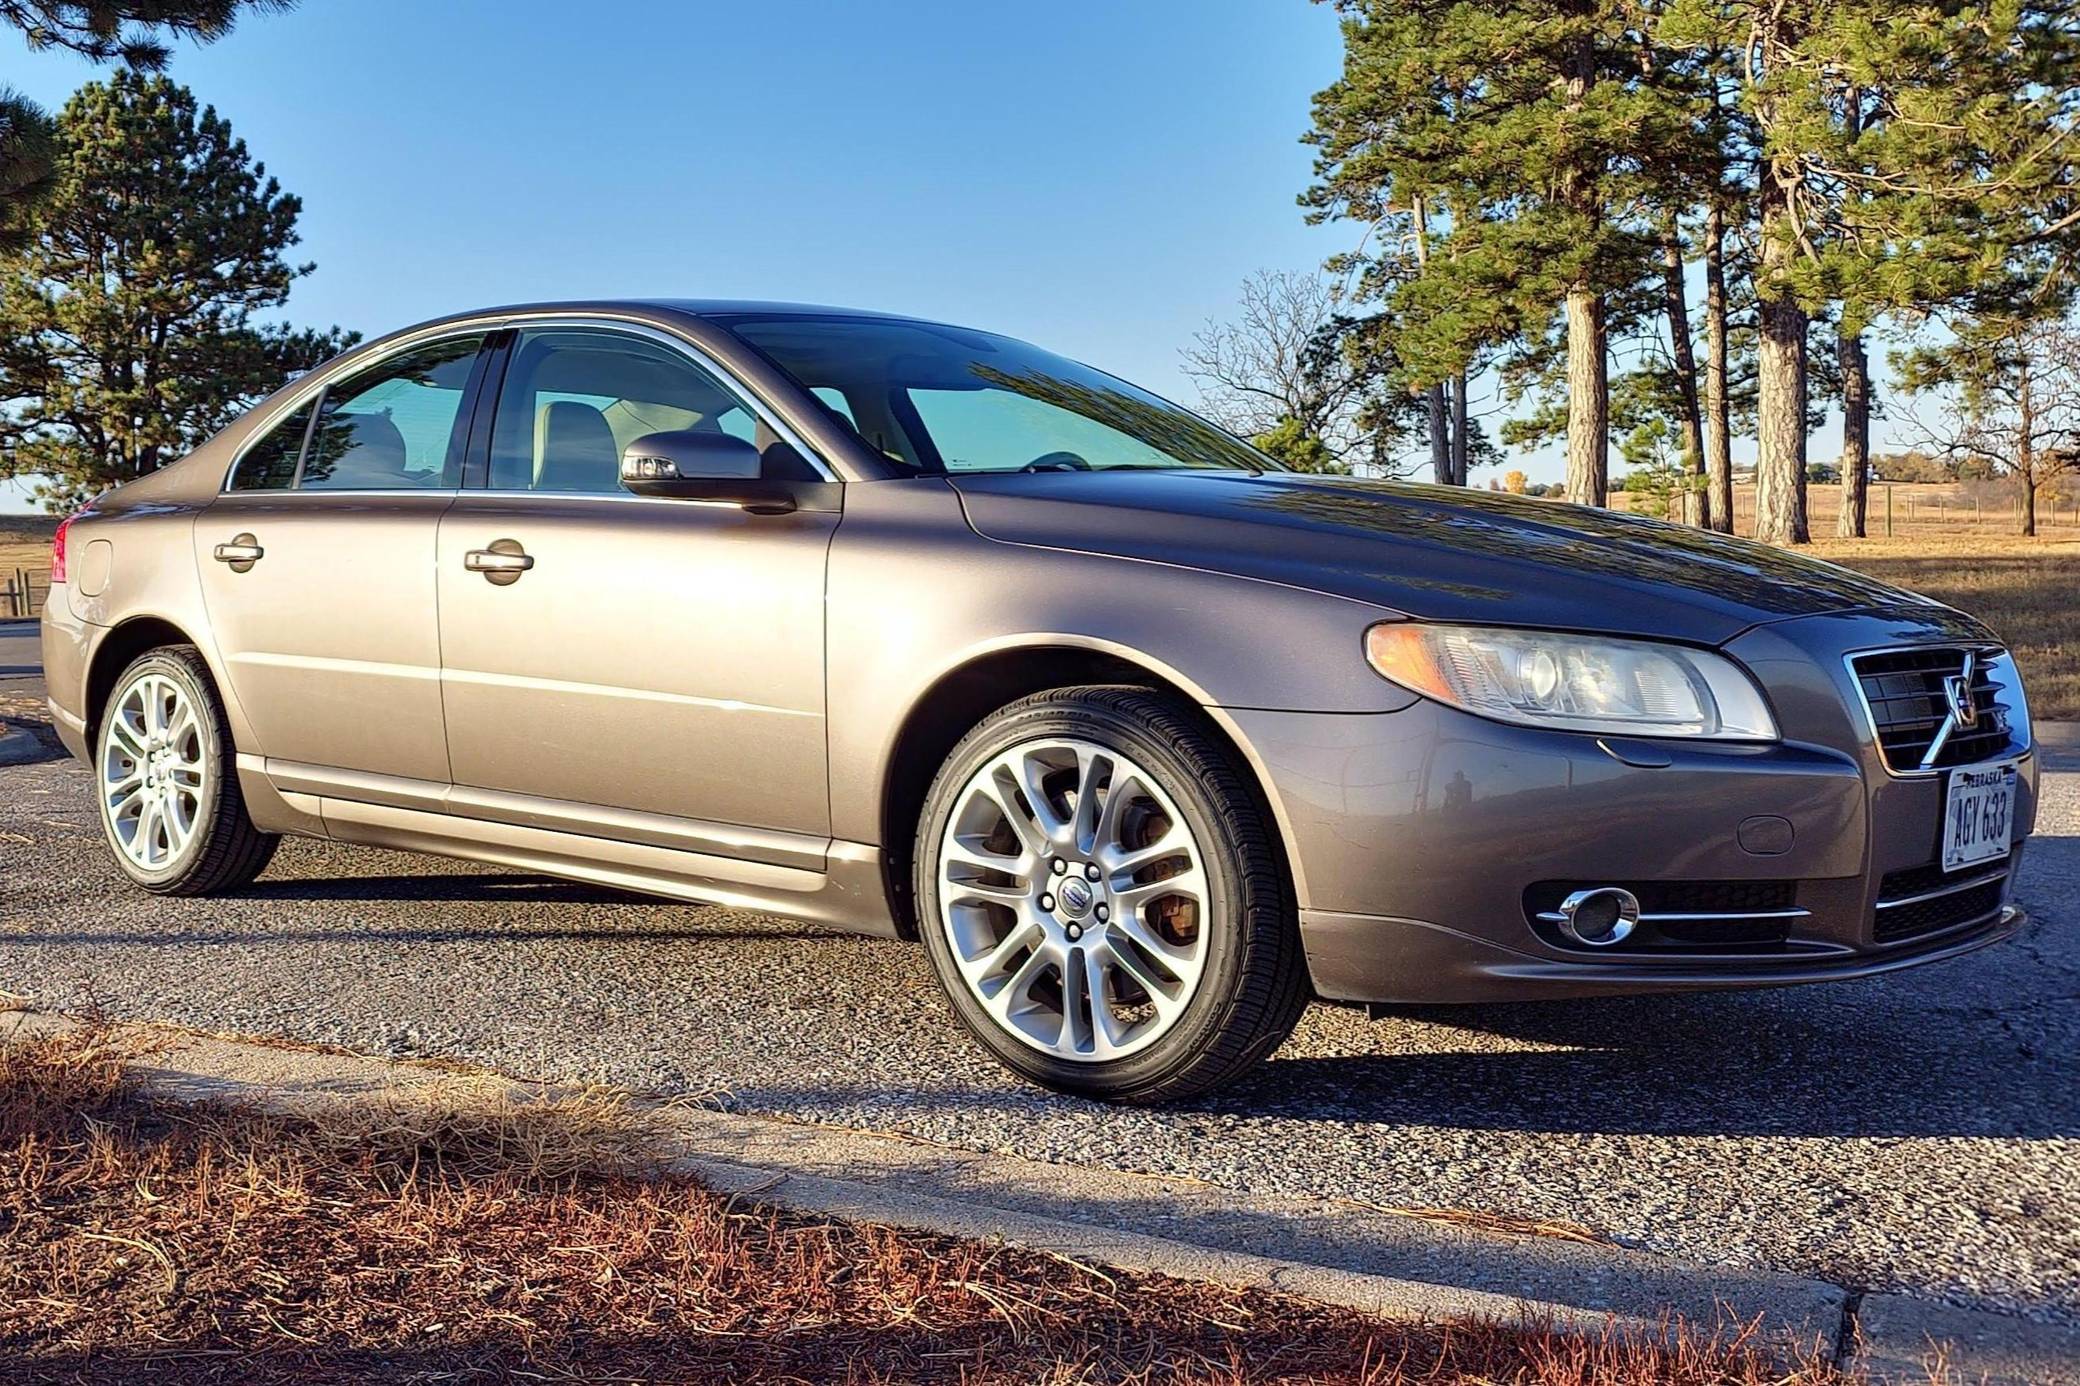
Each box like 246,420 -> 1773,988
620,429 -> 763,486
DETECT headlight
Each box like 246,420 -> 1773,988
1364,623 -> 1778,740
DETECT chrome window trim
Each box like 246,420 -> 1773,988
220,322 -> 496,494
1841,643 -> 2032,779
220,311 -> 840,495
485,316 -> 840,488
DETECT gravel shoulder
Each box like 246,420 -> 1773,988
1,646 -> 2075,1329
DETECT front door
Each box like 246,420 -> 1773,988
436,325 -> 836,840
194,332 -> 487,784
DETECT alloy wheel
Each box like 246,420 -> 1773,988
935,737 -> 1211,1061
101,671 -> 208,872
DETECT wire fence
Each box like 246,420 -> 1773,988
3,567 -> 50,619
1611,483 -> 2080,537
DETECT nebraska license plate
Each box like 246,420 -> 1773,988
1942,759 -> 2018,873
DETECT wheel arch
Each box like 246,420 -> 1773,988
876,638 -> 1304,941
83,614 -> 212,750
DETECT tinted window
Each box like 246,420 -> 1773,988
907,387 -> 1184,473
229,401 -> 314,491
722,315 -> 1274,476
489,329 -> 775,493
300,335 -> 483,491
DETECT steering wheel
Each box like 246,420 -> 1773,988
1020,451 -> 1092,472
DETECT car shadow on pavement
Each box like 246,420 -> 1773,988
233,873 -> 641,907
0,923 -> 839,948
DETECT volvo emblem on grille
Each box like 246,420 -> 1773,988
1917,650 -> 1987,770
1944,671 -> 1981,730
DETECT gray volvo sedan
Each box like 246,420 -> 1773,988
41,301 -> 2038,1102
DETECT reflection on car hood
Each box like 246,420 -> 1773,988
950,470 -> 1936,646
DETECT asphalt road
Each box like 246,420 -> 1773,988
2,624 -> 2075,1327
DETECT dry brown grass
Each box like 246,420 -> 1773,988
0,1025 -> 1877,1386
0,514 -> 57,575
1801,535 -> 2080,719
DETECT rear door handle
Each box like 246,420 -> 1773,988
464,540 -> 533,585
212,534 -> 264,572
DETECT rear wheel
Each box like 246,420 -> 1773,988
95,645 -> 277,895
915,686 -> 1308,1103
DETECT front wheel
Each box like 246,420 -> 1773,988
95,645 -> 278,895
915,686 -> 1309,1103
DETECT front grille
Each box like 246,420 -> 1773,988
1872,850 -> 2015,943
1850,646 -> 2011,772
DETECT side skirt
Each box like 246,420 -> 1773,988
235,755 -> 900,937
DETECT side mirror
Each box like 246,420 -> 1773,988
620,429 -> 796,512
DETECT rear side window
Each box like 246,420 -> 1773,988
300,335 -> 484,490
228,402 -> 314,491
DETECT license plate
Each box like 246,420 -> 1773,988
1942,759 -> 2017,873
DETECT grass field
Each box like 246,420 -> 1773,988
1802,536 -> 2080,719
0,515 -> 57,575
4,504 -> 2073,715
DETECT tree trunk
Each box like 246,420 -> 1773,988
1411,193 -> 1452,485
1661,216 -> 1707,526
2018,361 -> 2037,537
1425,384 -> 1450,483
1559,31 -> 1606,508
1754,175 -> 1809,544
1703,206 -> 1734,533
1835,329 -> 1870,538
1565,289 -> 1609,506
1450,370 -> 1470,485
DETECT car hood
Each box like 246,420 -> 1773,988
950,470 -> 1936,646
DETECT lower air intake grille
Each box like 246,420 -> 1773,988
1872,851 -> 2015,943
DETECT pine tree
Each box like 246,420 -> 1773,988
0,3 -> 294,237
1305,1 -> 1698,507
0,71 -> 351,510
0,87 -> 55,254
1668,0 -> 2080,544
1,1 -> 291,67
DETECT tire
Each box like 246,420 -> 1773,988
94,644 -> 277,896
914,686 -> 1309,1103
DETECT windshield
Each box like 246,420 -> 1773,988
718,314 -> 1275,476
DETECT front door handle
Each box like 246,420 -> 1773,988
464,539 -> 534,586
212,533 -> 264,572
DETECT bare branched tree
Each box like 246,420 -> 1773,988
1181,269 -> 1411,474
1901,316 -> 2080,536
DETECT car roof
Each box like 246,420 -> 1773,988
408,299 -> 958,330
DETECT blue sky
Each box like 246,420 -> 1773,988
5,0 -> 1868,512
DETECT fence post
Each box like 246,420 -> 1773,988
1885,486 -> 1893,537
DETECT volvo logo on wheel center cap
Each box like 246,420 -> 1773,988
1056,876 -> 1095,919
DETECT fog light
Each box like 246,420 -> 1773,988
1557,887 -> 1640,947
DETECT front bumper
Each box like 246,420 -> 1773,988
1227,607 -> 2039,1005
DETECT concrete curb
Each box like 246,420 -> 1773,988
1855,1295 -> 2080,1385
2037,720 -> 2080,748
3,1007 -> 2073,1381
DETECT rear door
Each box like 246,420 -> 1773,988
436,323 -> 837,842
194,332 -> 489,784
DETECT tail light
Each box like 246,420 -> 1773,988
51,513 -> 76,584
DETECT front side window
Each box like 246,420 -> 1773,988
298,335 -> 484,491
488,329 -> 774,494
721,315 -> 1275,476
